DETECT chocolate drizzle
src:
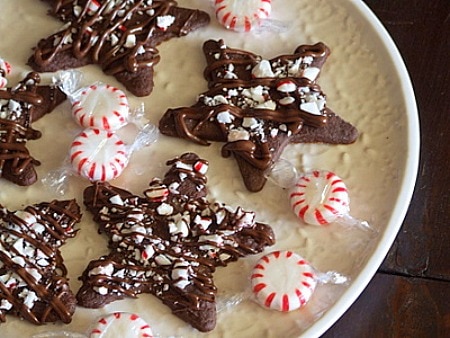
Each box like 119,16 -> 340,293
203,40 -> 330,87
77,153 -> 275,332
160,39 -> 347,191
29,0 -> 210,96
0,199 -> 81,324
0,72 -> 66,186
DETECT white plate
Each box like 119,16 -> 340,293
0,0 -> 419,337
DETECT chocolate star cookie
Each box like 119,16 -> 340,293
77,152 -> 275,332
0,199 -> 81,324
159,39 -> 358,192
28,0 -> 210,97
0,72 -> 66,186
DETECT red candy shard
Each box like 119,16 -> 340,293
77,153 -> 275,332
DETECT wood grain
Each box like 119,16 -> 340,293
323,1 -> 450,336
323,274 -> 450,337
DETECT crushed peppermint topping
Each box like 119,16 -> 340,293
217,111 -> 235,124
29,0 -> 210,97
0,200 -> 81,324
156,15 -> 176,30
78,152 -> 274,330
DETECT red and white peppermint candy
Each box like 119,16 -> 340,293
214,0 -> 272,32
72,83 -> 129,131
145,185 -> 169,202
90,312 -> 153,338
0,77 -> 7,89
0,58 -> 11,76
70,128 -> 129,181
87,0 -> 101,15
289,170 -> 350,226
193,159 -> 208,174
251,250 -> 317,312
0,58 -> 11,89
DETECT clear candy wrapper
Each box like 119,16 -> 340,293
54,70 -> 145,131
208,160 -> 370,319
217,250 -> 348,314
211,0 -> 289,33
43,124 -> 158,195
43,71 -> 159,194
89,312 -> 154,338
266,159 -> 375,232
31,312 -> 154,338
32,333 -> 87,338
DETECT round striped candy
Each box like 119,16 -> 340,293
0,58 -> 11,88
0,77 -> 7,89
251,250 -> 317,312
0,58 -> 11,76
289,170 -> 350,226
70,128 -> 129,182
214,0 -> 272,32
72,83 -> 129,131
90,312 -> 153,338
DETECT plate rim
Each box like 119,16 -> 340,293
0,0 -> 421,336
302,1 -> 420,337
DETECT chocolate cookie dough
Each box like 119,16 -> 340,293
28,0 -> 210,97
0,72 -> 66,186
0,199 -> 81,324
77,153 -> 275,332
159,39 -> 358,192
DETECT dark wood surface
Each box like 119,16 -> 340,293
323,1 -> 450,337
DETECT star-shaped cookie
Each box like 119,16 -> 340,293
0,72 -> 67,186
0,199 -> 81,324
159,39 -> 358,192
77,152 -> 275,332
28,0 -> 210,97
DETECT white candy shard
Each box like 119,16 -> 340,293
251,60 -> 274,78
157,15 -> 175,30
141,245 -> 155,261
276,80 -> 297,93
171,261 -> 191,289
156,203 -> 173,216
217,111 -> 235,124
109,195 -> 124,206
301,66 -> 321,81
89,263 -> 114,276
124,34 -> 137,48
228,128 -> 250,142
279,96 -> 296,105
13,211 -> 37,226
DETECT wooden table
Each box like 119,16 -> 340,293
322,1 -> 450,337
